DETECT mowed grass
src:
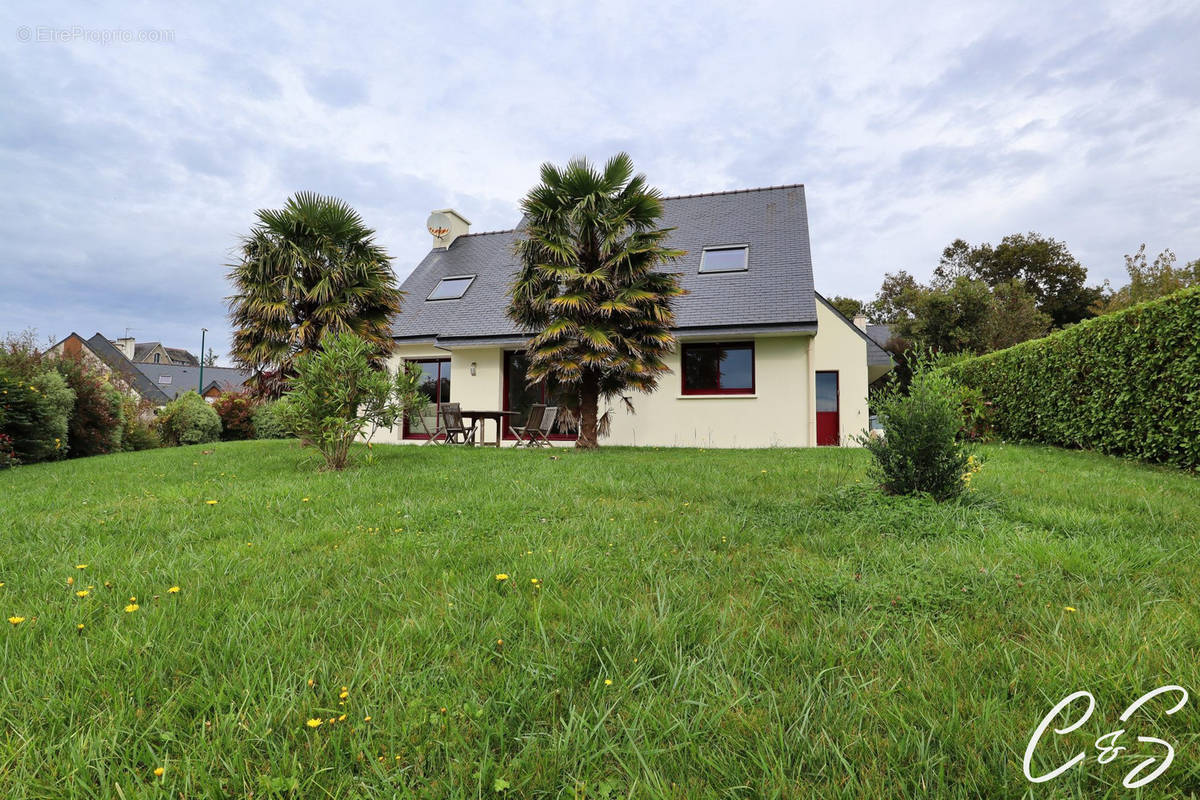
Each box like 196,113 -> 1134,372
1,442 -> 1199,799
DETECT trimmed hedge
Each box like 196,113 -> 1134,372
945,286 -> 1200,469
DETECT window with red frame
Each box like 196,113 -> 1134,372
403,358 -> 450,438
681,342 -> 755,395
502,351 -> 578,439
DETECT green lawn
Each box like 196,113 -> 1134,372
1,441 -> 1198,798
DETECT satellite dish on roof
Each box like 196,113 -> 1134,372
426,211 -> 452,240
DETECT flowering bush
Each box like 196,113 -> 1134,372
0,367 -> 74,464
212,392 -> 256,441
156,391 -> 222,446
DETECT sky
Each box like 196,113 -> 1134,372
2,0 -> 1198,361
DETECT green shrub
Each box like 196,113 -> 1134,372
945,286 -> 1200,469
251,400 -> 291,439
281,333 -> 425,470
212,392 -> 256,441
156,391 -> 222,446
857,352 -> 973,501
0,367 -> 74,464
54,358 -> 125,457
123,423 -> 160,451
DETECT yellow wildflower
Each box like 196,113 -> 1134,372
338,714 -> 347,722
339,690 -> 349,700
124,603 -> 139,613
75,590 -> 89,598
77,623 -> 85,631
76,564 -> 87,570
302,497 -> 310,502
7,616 -> 25,625
67,576 -> 75,586
495,573 -> 509,581
205,500 -> 218,505
307,679 -> 315,687
306,718 -> 322,728
363,715 -> 372,722
153,767 -> 164,777
604,679 -> 613,686
1064,606 -> 1077,612
167,586 -> 180,594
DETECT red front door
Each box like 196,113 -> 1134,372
816,371 -> 839,446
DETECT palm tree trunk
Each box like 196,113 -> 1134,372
576,369 -> 600,449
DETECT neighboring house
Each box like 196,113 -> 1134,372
47,332 -> 251,406
110,338 -> 199,366
380,185 -> 893,448
135,363 -> 253,401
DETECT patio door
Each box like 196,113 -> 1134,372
404,358 -> 450,438
816,371 -> 839,446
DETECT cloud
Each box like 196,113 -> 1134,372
1,0 -> 1198,354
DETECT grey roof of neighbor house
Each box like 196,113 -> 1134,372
134,363 -> 252,400
390,185 -> 818,344
867,324 -> 895,349
82,334 -> 171,404
132,342 -> 199,365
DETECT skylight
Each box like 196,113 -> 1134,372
427,275 -> 476,300
699,245 -> 748,273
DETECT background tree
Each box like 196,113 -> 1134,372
203,348 -> 219,367
895,277 -> 992,355
961,232 -> 1100,327
227,192 -> 402,395
508,153 -> 685,449
1095,244 -> 1200,314
828,296 -> 865,319
866,270 -> 921,324
983,279 -> 1050,351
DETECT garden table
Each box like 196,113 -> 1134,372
461,410 -> 520,447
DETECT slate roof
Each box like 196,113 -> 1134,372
81,334 -> 171,404
132,341 -> 199,365
867,324 -> 896,349
134,363 -> 252,400
390,185 -> 817,343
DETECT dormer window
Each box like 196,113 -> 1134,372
427,275 -> 476,300
153,353 -> 161,363
699,245 -> 748,273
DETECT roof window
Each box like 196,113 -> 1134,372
427,275 -> 476,300
699,245 -> 748,273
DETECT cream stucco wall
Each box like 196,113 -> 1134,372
809,300 -> 871,446
379,311 -> 873,448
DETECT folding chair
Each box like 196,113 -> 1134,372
507,404 -> 545,447
439,402 -> 477,445
527,406 -> 558,447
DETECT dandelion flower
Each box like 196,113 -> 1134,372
124,603 -> 139,613
205,500 -> 218,505
338,714 -> 347,722
1064,606 -> 1077,612
307,679 -> 315,687
302,497 -> 310,502
363,715 -> 372,722
339,690 -> 349,700
604,679 -> 613,686
167,586 -> 180,594
75,590 -> 89,598
67,576 -> 75,586
153,767 -> 164,777
76,564 -> 88,570
8,616 -> 25,625
495,573 -> 509,581
77,623 -> 85,631
306,718 -> 323,728
129,596 -> 137,602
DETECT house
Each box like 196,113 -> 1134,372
110,338 -> 199,366
48,333 -> 252,406
379,184 -> 893,448
135,363 -> 254,401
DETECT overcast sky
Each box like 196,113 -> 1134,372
2,1 -> 1197,360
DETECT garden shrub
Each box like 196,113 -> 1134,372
156,391 -> 222,446
55,357 -> 125,457
212,392 -> 256,440
857,352 -> 973,501
280,332 -> 425,470
0,367 -> 74,464
945,286 -> 1200,469
123,423 -> 161,451
251,400 -> 291,439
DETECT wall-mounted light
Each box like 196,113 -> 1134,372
469,361 -> 477,376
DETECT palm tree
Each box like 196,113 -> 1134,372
227,192 -> 402,393
508,153 -> 685,449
